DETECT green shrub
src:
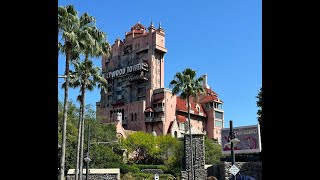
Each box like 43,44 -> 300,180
122,173 -> 135,180
160,174 -> 175,180
134,173 -> 153,178
164,167 -> 181,177
134,164 -> 168,171
119,163 -> 140,174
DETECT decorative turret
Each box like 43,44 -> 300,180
148,21 -> 156,32
156,21 -> 165,35
158,22 -> 162,29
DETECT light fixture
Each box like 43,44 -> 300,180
230,138 -> 240,145
84,157 -> 91,163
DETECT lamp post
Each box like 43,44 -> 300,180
58,144 -> 61,176
84,124 -> 91,180
226,120 -> 240,180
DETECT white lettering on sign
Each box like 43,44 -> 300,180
234,129 -> 257,136
106,62 -> 148,79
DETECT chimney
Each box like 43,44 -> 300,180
203,74 -> 210,89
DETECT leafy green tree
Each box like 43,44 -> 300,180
58,100 -> 123,176
256,87 -> 262,124
58,5 -> 80,179
157,135 -> 183,168
204,136 -> 223,165
169,68 -> 205,180
58,100 -> 81,172
85,115 -> 123,169
122,132 -> 183,174
122,132 -> 157,164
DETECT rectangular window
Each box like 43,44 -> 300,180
214,102 -> 223,109
215,111 -> 223,119
180,123 -> 185,130
215,120 -> 222,127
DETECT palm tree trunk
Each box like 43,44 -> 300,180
75,106 -> 82,180
59,47 -> 71,180
79,83 -> 86,179
187,97 -> 194,180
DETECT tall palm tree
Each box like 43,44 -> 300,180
169,68 -> 204,180
66,60 -> 108,179
74,20 -> 110,179
58,5 -> 80,180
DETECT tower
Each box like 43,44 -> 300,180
96,22 -> 167,135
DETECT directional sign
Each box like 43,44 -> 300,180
229,165 -> 240,176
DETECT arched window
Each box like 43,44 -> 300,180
174,131 -> 178,138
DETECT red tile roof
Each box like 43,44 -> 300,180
177,115 -> 186,123
176,97 -> 207,117
125,22 -> 147,36
199,88 -> 223,103
131,22 -> 146,30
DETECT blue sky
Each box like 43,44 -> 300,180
58,0 -> 262,128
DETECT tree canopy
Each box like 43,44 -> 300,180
204,136 -> 224,165
58,100 -> 122,171
121,132 -> 183,168
256,87 -> 262,124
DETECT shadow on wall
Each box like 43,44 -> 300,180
239,162 -> 262,180
207,161 -> 262,180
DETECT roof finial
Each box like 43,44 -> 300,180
150,21 -> 154,27
159,21 -> 162,29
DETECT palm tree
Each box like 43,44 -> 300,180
58,5 -> 80,180
169,68 -> 204,180
73,19 -> 110,179
66,60 -> 108,179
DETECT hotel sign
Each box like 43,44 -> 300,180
106,62 -> 148,79
221,124 -> 262,154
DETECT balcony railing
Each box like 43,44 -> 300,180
154,117 -> 165,122
145,116 -> 164,122
154,106 -> 165,112
145,117 -> 154,122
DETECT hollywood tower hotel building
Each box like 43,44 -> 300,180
96,22 -> 224,143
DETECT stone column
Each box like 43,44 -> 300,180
181,133 -> 207,180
